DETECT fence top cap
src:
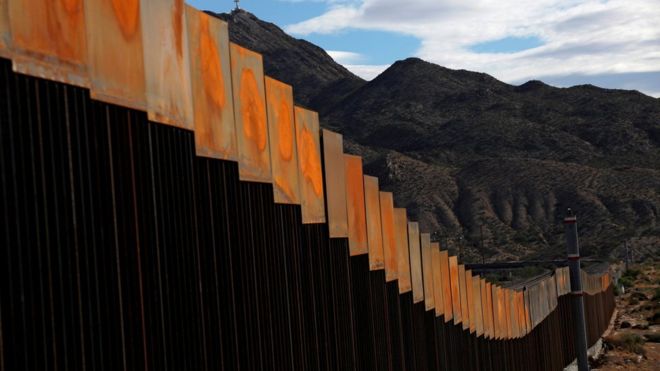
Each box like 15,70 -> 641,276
564,208 -> 577,223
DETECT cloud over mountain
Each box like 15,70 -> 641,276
286,0 -> 660,96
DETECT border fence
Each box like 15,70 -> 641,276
0,1 -> 614,370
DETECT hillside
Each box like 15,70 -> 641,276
210,10 -> 365,110
214,10 -> 660,262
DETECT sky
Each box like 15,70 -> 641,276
189,0 -> 660,97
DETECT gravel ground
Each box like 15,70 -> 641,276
592,263 -> 660,370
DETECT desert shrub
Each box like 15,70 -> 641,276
619,333 -> 646,355
641,302 -> 656,311
622,268 -> 641,281
619,276 -> 634,289
653,287 -> 660,301
649,310 -> 660,325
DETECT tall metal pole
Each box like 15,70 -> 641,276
564,208 -> 589,371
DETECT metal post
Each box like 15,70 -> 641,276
564,208 -> 589,371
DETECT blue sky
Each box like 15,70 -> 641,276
188,0 -> 420,65
188,1 -> 660,97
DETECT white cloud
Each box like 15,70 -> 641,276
286,0 -> 660,95
344,64 -> 390,79
326,50 -> 365,64
277,0 -> 360,4
326,51 -> 389,78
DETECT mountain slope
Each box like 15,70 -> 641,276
216,10 -> 660,261
210,10 -> 365,110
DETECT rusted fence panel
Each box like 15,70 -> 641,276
459,265 -> 469,330
231,43 -> 271,182
473,275 -> 484,337
531,282 -> 540,329
364,175 -> 384,270
394,208 -> 411,293
9,0 -> 88,86
380,192 -> 397,281
86,0 -> 146,110
344,155 -> 367,255
484,282 -> 496,339
266,77 -> 300,202
466,270 -> 475,334
555,266 -> 570,296
494,284 -> 501,339
524,289 -> 532,335
508,289 -> 516,338
521,290 -> 528,336
482,279 -> 491,339
548,276 -> 558,312
187,6 -> 237,160
408,222 -> 423,303
294,106 -> 325,223
440,250 -> 453,322
141,0 -> 193,128
0,0 -> 9,57
421,233 -> 434,310
432,244 -> 444,317
449,256 -> 462,324
322,130 -> 348,236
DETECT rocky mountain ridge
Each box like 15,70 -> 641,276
213,10 -> 660,261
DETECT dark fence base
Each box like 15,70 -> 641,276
0,59 -> 614,370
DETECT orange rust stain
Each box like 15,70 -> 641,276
300,126 -> 323,196
350,195 -> 366,243
440,251 -> 453,320
172,0 -> 183,58
239,68 -> 267,151
449,256 -> 461,321
274,175 -> 295,201
21,0 -> 85,63
61,0 -> 80,13
345,155 -> 367,254
111,0 -> 140,39
383,214 -> 396,268
277,99 -> 293,161
198,14 -> 225,110
380,193 -> 396,278
483,281 -> 491,337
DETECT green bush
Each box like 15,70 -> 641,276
622,268 -> 641,280
619,333 -> 646,355
653,287 -> 660,301
619,276 -> 634,289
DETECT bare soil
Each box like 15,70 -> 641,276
593,263 -> 660,370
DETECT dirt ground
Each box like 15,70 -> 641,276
592,262 -> 660,370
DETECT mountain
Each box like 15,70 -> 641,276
214,10 -> 660,262
210,10 -> 365,110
